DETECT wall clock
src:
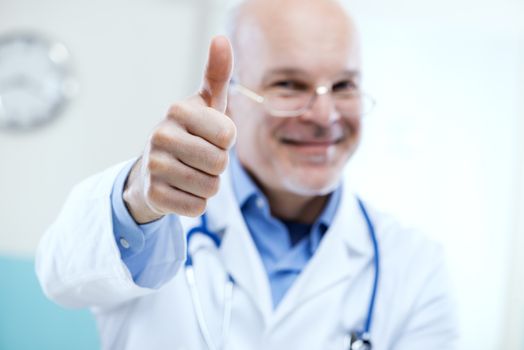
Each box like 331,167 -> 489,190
0,32 -> 77,130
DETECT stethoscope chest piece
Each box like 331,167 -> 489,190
349,332 -> 372,350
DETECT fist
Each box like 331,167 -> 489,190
124,36 -> 237,223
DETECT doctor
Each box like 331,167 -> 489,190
36,0 -> 458,349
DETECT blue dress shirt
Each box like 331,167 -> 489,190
229,154 -> 341,307
111,153 -> 341,307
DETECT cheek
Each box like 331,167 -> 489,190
348,115 -> 362,146
244,119 -> 283,166
338,114 -> 362,153
228,97 -> 275,162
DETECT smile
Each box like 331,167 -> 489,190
279,137 -> 344,147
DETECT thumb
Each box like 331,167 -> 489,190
199,35 -> 233,113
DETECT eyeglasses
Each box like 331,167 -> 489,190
230,81 -> 375,118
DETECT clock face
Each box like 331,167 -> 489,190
0,33 -> 77,130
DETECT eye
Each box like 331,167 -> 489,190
271,80 -> 308,91
332,80 -> 358,92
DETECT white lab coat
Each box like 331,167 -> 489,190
36,161 -> 458,350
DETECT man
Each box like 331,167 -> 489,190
36,0 -> 458,349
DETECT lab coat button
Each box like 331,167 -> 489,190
119,237 -> 130,249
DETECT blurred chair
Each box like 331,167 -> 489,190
0,255 -> 99,350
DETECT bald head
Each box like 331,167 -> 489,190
227,0 -> 361,81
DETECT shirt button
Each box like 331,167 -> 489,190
119,237 -> 130,249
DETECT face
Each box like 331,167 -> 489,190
228,0 -> 362,197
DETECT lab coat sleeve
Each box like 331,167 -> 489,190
35,160 -> 187,310
111,162 -> 187,288
391,243 -> 459,350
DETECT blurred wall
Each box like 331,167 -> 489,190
0,0 -> 523,349
0,0 -> 222,256
0,2 -> 221,347
503,33 -> 524,350
0,1 -> 227,347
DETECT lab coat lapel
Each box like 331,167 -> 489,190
267,189 -> 374,330
206,167 -> 274,324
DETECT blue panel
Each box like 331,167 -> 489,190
0,256 -> 100,350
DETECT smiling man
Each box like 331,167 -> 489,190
36,0 -> 458,349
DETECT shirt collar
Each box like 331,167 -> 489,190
230,149 -> 342,244
309,184 -> 341,252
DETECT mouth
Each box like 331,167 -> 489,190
275,121 -> 348,158
279,137 -> 344,147
277,120 -> 346,143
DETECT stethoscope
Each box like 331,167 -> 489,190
184,197 -> 379,350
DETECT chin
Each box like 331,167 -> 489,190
281,171 -> 342,197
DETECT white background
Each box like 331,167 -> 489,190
0,0 -> 522,349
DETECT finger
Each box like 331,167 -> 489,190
168,102 -> 236,150
147,180 -> 207,217
176,132 -> 229,176
151,123 -> 229,176
199,35 -> 233,113
150,153 -> 220,199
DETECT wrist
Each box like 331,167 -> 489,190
123,159 -> 164,224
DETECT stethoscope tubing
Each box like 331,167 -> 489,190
357,198 -> 380,338
185,196 -> 379,350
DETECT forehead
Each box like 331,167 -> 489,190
233,0 -> 361,81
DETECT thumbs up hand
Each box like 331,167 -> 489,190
124,36 -> 237,223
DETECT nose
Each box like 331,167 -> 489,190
300,87 -> 340,125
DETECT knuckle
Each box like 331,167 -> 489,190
146,155 -> 162,174
214,117 -> 237,149
201,175 -> 220,198
215,127 -> 233,149
206,176 -> 220,197
150,128 -> 171,150
181,198 -> 206,217
208,150 -> 228,174
226,119 -> 238,144
167,103 -> 183,120
167,102 -> 191,124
